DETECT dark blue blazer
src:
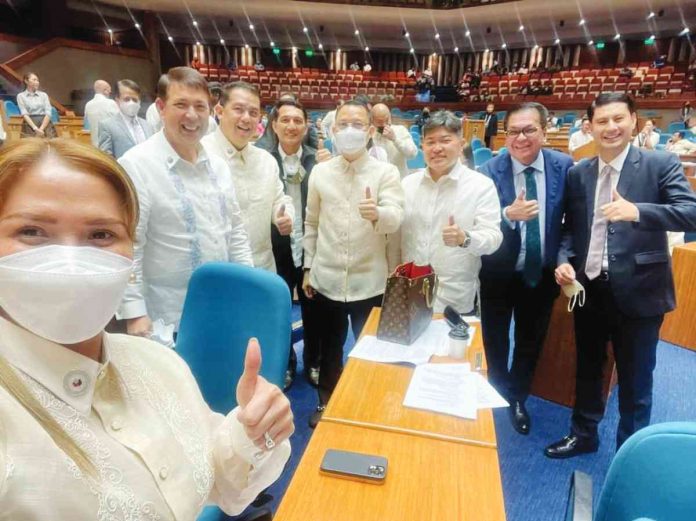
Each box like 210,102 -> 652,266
558,146 -> 696,318
479,148 -> 574,275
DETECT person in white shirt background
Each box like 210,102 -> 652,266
98,79 -> 154,158
568,117 -> 594,153
0,137 -> 292,520
84,79 -> 119,147
388,110 -> 503,314
202,81 -> 294,272
321,99 -> 344,141
363,62 -> 372,72
302,100 -> 404,428
370,103 -> 418,178
632,118 -> 660,150
118,67 -> 253,337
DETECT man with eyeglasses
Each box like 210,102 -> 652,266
479,102 -> 574,436
303,100 -> 404,428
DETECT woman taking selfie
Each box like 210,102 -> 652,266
0,138 -> 292,520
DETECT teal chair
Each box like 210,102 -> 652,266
497,146 -> 508,155
563,113 -> 576,125
3,100 -> 20,117
407,149 -> 425,170
658,133 -> 671,145
471,137 -> 483,151
565,422 -> 696,521
473,147 -> 493,168
50,106 -> 59,123
667,121 -> 686,134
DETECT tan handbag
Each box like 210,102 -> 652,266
376,262 -> 438,345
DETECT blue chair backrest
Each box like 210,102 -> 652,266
176,263 -> 291,414
50,106 -> 59,123
471,137 -> 483,151
473,147 -> 493,168
667,121 -> 686,134
658,133 -> 671,145
563,114 -> 576,125
407,149 -> 425,170
497,146 -> 508,155
595,422 -> 696,521
3,100 -> 20,117
409,124 -> 420,134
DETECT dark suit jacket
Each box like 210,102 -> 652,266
558,146 -> 696,317
269,144 -> 317,279
479,148 -> 574,275
484,113 -> 498,138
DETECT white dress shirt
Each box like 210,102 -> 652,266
389,161 -> 502,313
596,143 -> 632,270
279,146 -> 306,268
146,102 -> 162,132
0,317 -> 290,521
304,152 -> 404,302
84,93 -> 119,146
321,109 -> 336,140
503,151 -> 547,272
117,131 -> 253,328
16,90 -> 52,116
632,131 -> 660,149
372,125 -> 418,178
202,128 -> 293,272
568,130 -> 594,152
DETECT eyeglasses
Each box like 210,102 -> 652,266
336,122 -> 367,131
506,127 -> 540,138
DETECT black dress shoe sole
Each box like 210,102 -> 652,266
544,442 -> 599,459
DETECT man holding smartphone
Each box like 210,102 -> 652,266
371,103 -> 418,177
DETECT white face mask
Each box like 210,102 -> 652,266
334,127 -> 368,155
561,279 -> 586,312
119,99 -> 141,118
0,245 -> 133,344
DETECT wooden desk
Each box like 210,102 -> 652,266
274,422 -> 506,521
660,242 -> 696,351
323,308 -> 496,447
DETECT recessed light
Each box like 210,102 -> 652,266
485,48 -> 490,52
502,43 -> 507,48
647,11 -> 655,19
192,20 -> 198,27
435,33 -> 440,39
244,43 -> 249,49
465,30 -> 471,37
579,19 -> 585,26
588,40 -> 594,45
270,41 -> 275,47
410,48 -> 415,53
337,48 -> 341,53
454,46 -> 459,52
303,27 -> 308,33
649,34 -> 655,40
168,36 -> 173,42
354,29 -> 359,36
404,32 -> 410,38
107,28 -> 112,33
554,38 -> 560,44
196,41 -> 200,46
614,33 -> 621,40
533,44 -> 539,49
519,25 -> 524,31
249,24 -> 255,30
292,46 -> 297,52
365,46 -> 369,51
134,23 -> 140,29
220,39 -> 225,44
680,28 -> 690,36
319,43 -> 323,49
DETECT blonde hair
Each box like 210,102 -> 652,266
0,138 -> 140,479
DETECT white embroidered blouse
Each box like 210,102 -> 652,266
0,317 -> 290,521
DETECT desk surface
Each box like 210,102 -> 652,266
273,421 -> 507,521
323,308 -> 497,447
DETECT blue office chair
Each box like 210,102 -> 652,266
563,113 -> 577,125
658,133 -> 671,145
667,121 -> 686,135
471,137 -> 483,151
473,147 -> 493,168
409,124 -> 420,134
50,106 -> 59,123
565,422 -> 696,521
407,149 -> 426,170
3,100 -> 20,117
176,263 -> 291,414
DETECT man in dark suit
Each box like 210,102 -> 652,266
98,79 -> 153,158
483,102 -> 498,148
479,102 -> 574,436
267,98 -> 321,389
546,93 -> 696,458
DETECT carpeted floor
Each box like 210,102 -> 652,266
250,315 -> 696,521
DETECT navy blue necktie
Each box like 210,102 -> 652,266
523,167 -> 542,287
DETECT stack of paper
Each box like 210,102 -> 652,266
403,364 -> 508,420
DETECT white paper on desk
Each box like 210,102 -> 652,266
471,372 -> 509,409
349,320 -> 449,364
403,364 -> 478,420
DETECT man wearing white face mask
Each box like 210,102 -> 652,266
303,100 -> 405,428
99,79 -> 154,159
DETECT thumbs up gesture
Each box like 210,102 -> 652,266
442,215 -> 467,247
316,137 -> 332,163
359,186 -> 379,222
505,188 -> 540,222
275,203 -> 293,236
236,338 -> 295,451
601,188 -> 639,223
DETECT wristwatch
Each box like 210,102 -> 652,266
460,234 -> 472,248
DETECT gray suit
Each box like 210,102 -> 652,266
98,114 -> 153,158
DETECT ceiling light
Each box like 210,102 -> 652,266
337,48 -> 341,53
465,30 -> 471,37
192,20 -> 198,27
404,32 -> 410,38
270,41 -> 275,47
680,27 -> 690,36
354,29 -> 359,36
614,33 -> 621,40
244,43 -> 249,49
649,34 -> 655,40
249,24 -> 255,30
168,36 -> 173,42
554,38 -> 560,44
502,43 -> 507,49
134,23 -> 140,29
485,48 -> 489,52
588,40 -> 594,45
435,33 -> 440,39
410,48 -> 415,53
533,44 -> 539,49
220,39 -> 225,44
454,46 -> 459,52
647,11 -> 655,19
579,19 -> 585,26
196,41 -> 200,46
303,27 -> 308,33
519,25 -> 524,31
107,28 -> 112,33
365,46 -> 369,51
431,52 -> 436,56
319,43 -> 323,49
292,46 -> 297,52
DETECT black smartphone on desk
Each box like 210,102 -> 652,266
320,449 -> 388,485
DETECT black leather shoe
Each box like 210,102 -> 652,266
308,405 -> 326,429
305,366 -> 320,387
544,434 -> 599,459
508,400 -> 530,435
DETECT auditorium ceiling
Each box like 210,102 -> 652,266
84,0 -> 695,51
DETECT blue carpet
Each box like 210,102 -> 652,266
253,308 -> 696,521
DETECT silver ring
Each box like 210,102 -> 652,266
263,432 -> 276,450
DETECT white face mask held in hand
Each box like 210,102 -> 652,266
334,127 -> 368,155
0,245 -> 133,344
119,99 -> 141,118
561,279 -> 586,312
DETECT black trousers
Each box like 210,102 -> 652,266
277,265 -> 321,372
571,277 -> 663,449
480,269 -> 558,403
313,292 -> 383,404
